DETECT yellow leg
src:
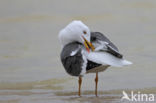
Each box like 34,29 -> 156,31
95,72 -> 98,97
78,76 -> 82,97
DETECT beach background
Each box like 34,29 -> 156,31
0,0 -> 156,103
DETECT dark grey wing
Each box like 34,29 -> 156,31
91,32 -> 123,58
86,60 -> 101,71
60,42 -> 84,76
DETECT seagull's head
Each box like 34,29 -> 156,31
59,20 -> 94,52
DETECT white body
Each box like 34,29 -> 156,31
86,51 -> 132,67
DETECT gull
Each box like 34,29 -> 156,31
58,20 -> 132,96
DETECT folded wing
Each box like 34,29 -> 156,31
91,32 -> 123,58
86,32 -> 132,67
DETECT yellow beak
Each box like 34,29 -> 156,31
83,37 -> 95,52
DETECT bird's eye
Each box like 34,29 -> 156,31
83,31 -> 87,35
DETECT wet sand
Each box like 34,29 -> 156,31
0,0 -> 156,103
0,87 -> 156,103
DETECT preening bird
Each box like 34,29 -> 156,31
58,20 -> 132,96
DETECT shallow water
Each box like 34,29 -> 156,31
0,0 -> 156,103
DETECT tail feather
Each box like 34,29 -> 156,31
122,60 -> 133,66
86,51 -> 132,67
